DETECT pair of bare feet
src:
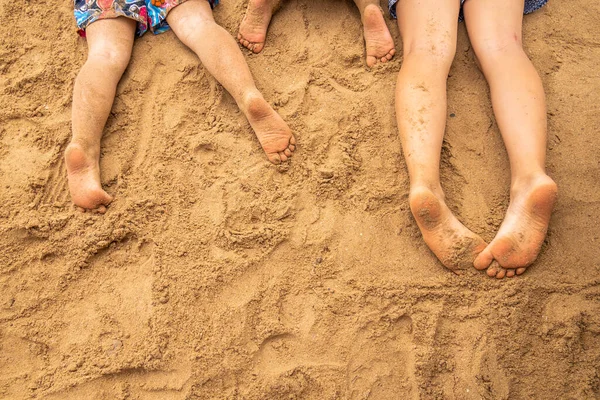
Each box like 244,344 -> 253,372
238,0 -> 396,67
65,92 -> 295,213
409,175 -> 557,279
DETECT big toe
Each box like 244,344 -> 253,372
474,247 -> 494,270
366,55 -> 378,68
252,42 -> 264,53
75,187 -> 112,210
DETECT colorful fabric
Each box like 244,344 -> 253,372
388,0 -> 548,20
74,0 -> 219,37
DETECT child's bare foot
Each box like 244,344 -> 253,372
362,4 -> 396,67
65,142 -> 112,213
237,0 -> 280,53
409,186 -> 487,273
241,92 -> 295,164
474,174 -> 557,279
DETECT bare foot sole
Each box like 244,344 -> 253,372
237,0 -> 280,53
362,4 -> 396,67
474,174 -> 558,279
243,93 -> 295,164
65,142 -> 113,213
409,186 -> 487,273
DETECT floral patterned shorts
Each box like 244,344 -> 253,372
74,0 -> 219,37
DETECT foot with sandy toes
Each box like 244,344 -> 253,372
474,174 -> 557,279
360,3 -> 396,67
410,186 -> 487,273
65,141 -> 113,213
237,0 -> 280,54
241,92 -> 296,164
238,0 -> 395,67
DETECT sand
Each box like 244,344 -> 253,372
1,0 -> 599,398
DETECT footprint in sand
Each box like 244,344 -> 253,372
347,314 -> 417,399
57,241 -> 155,367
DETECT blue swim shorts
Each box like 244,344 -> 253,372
74,0 -> 219,37
388,0 -> 548,19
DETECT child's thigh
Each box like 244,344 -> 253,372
463,0 -> 525,53
396,0 -> 460,55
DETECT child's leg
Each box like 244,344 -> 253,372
66,17 -> 136,213
166,0 -> 295,164
352,0 -> 395,67
238,0 -> 282,53
464,0 -> 557,279
395,0 -> 487,272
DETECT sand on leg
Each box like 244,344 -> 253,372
237,0 -> 282,53
464,0 -> 557,279
66,17 -> 136,213
167,0 -> 295,164
395,0 -> 487,273
353,0 -> 396,67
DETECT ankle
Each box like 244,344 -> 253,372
67,138 -> 100,158
510,172 -> 554,197
409,183 -> 445,201
239,90 -> 267,116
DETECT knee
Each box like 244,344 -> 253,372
174,13 -> 215,42
87,43 -> 132,74
402,38 -> 457,70
471,33 -> 524,63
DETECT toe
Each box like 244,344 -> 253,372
366,55 -> 377,68
237,33 -> 241,41
506,269 -> 515,278
267,153 -> 281,165
486,260 -> 501,277
496,268 -> 506,279
289,135 -> 296,145
279,152 -> 288,162
380,57 -> 388,63
289,144 -> 296,152
474,247 -> 494,270
516,267 -> 527,275
385,52 -> 394,60
249,43 -> 255,52
97,205 -> 107,214
253,43 -> 264,53
284,148 -> 292,157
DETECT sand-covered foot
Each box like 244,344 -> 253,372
409,186 -> 487,273
65,142 -> 112,213
242,93 -> 295,164
362,4 -> 396,67
237,0 -> 280,53
474,174 -> 558,279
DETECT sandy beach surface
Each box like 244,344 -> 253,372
1,0 -> 599,398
